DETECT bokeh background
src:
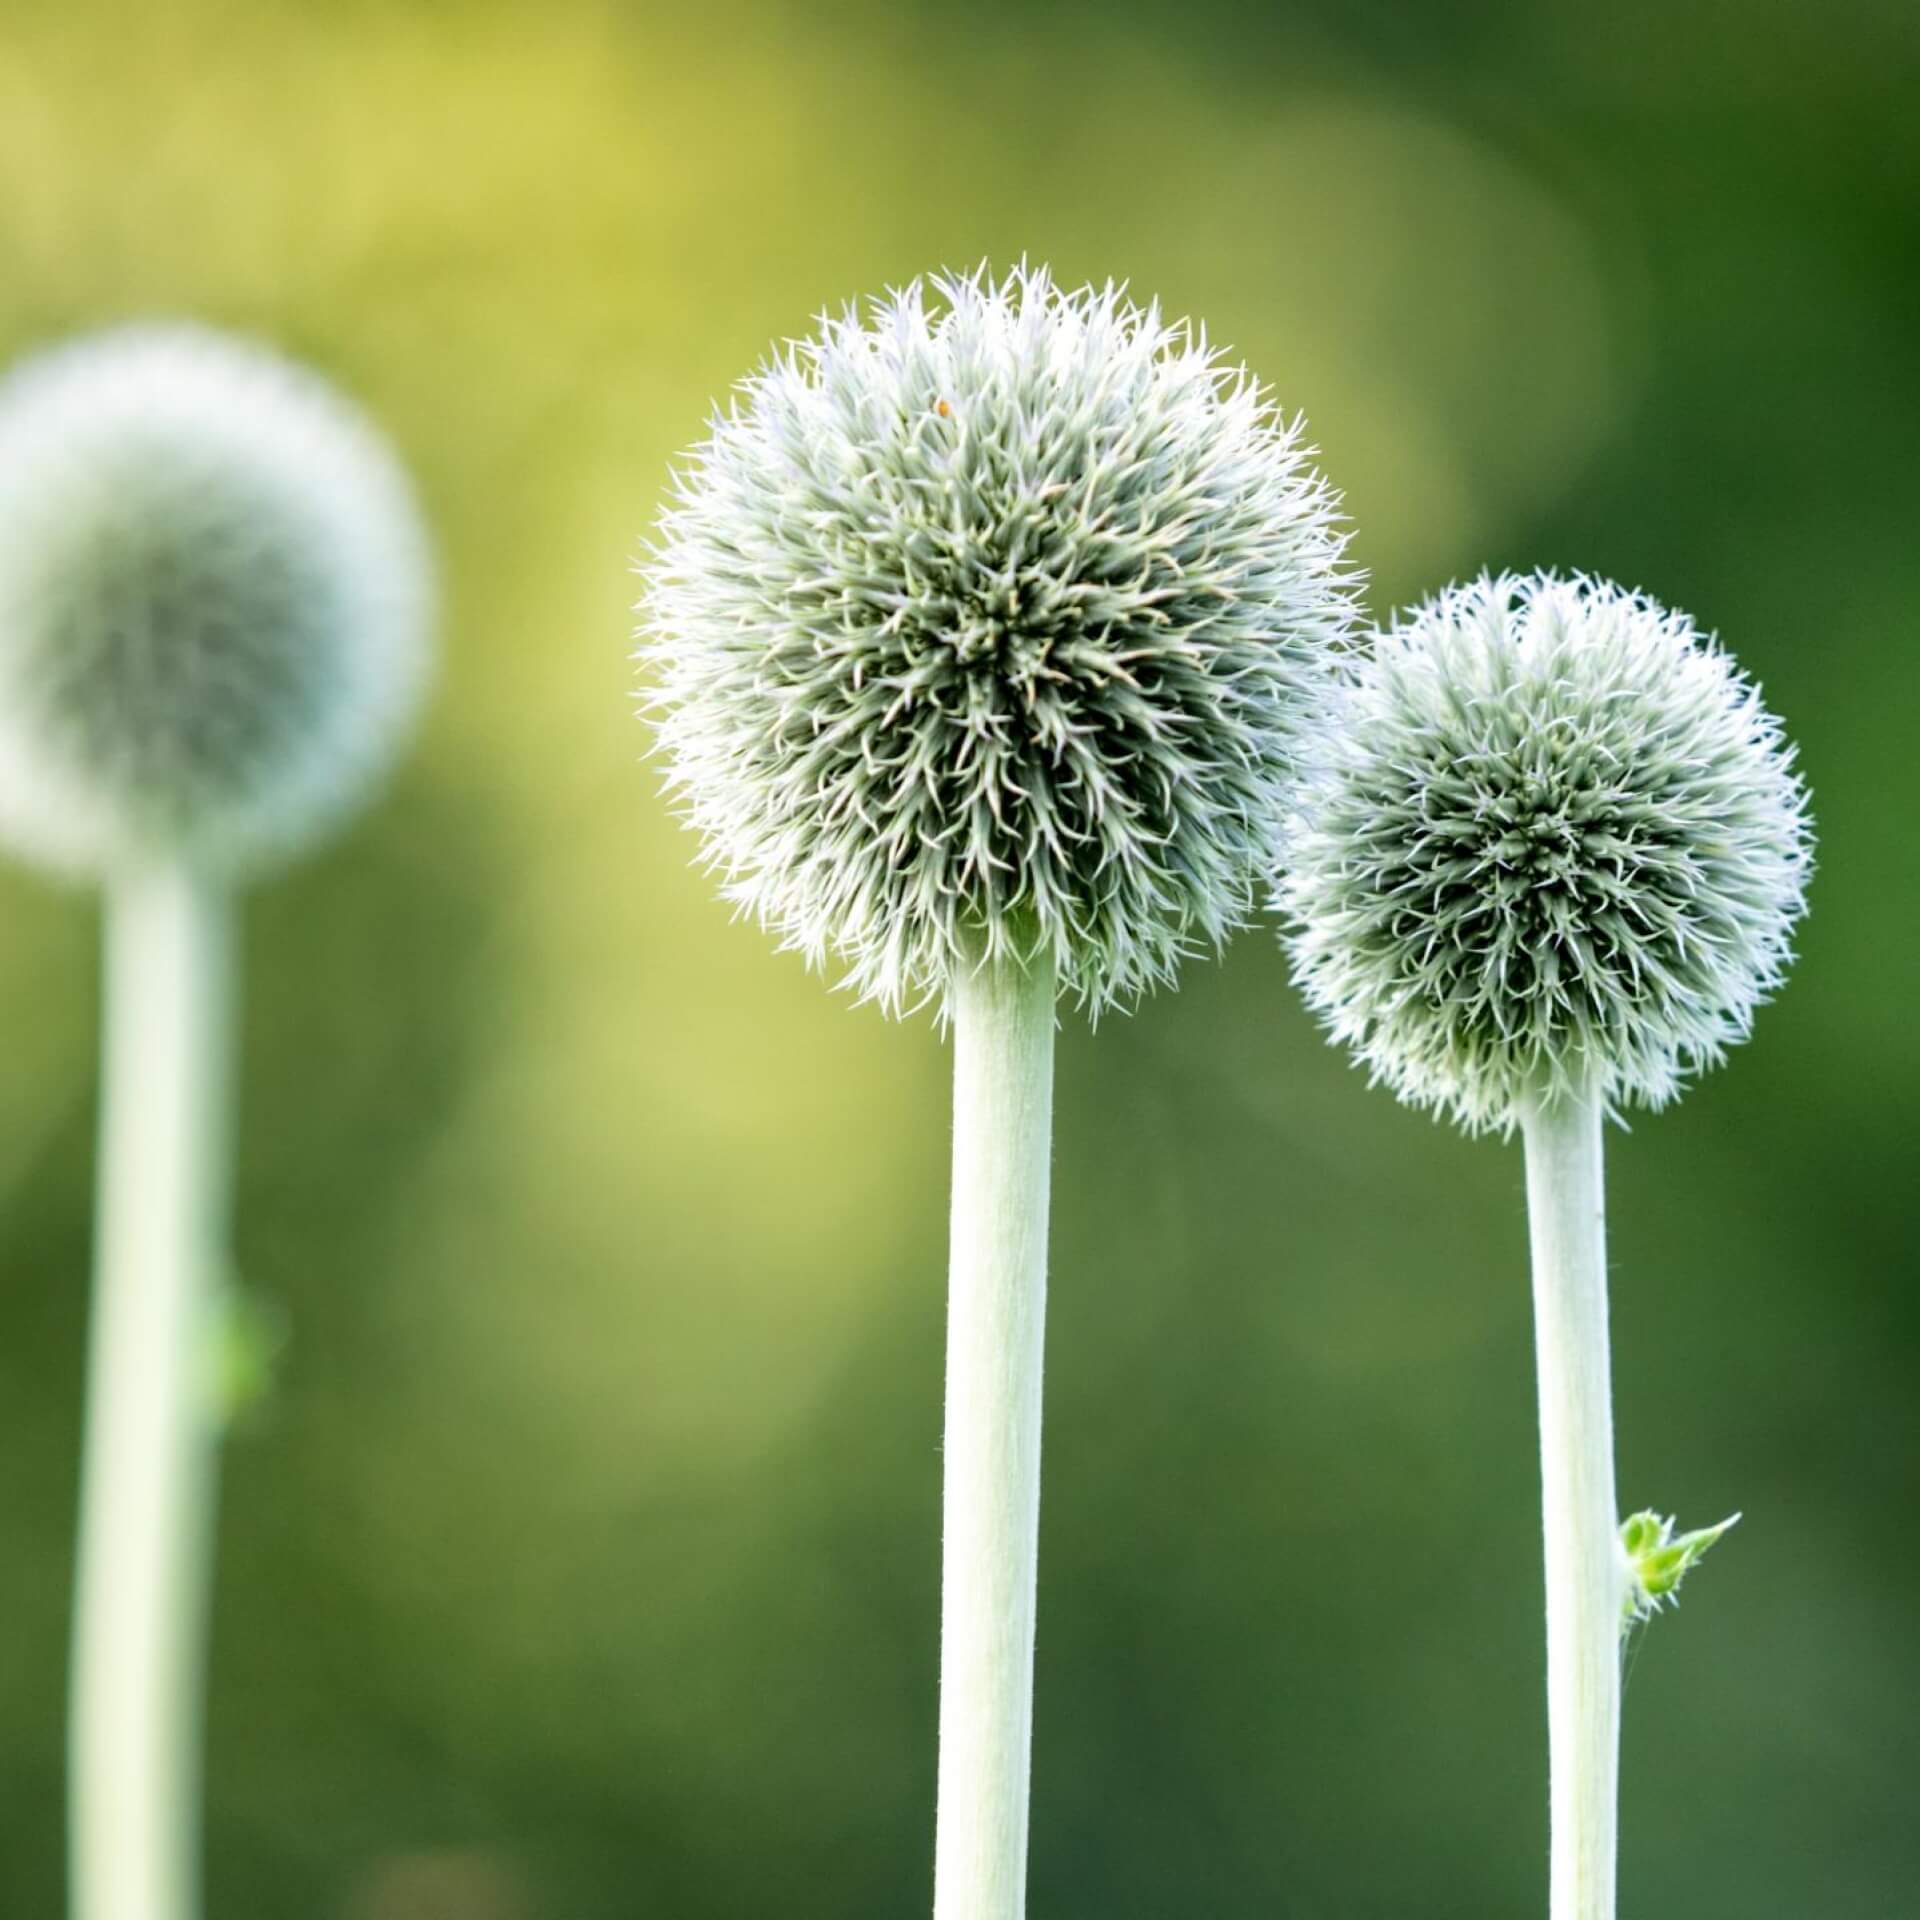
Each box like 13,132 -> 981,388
2,0 -> 1916,1913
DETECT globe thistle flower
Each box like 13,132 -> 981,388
636,265 -> 1355,1920
0,323 -> 432,880
0,324 -> 436,1920
641,263 -> 1355,1016
1279,569 -> 1811,1920
1281,571 -> 1811,1133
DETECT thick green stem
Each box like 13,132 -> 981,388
931,949 -> 1056,1920
1520,1081 -> 1628,1920
70,865 -> 234,1920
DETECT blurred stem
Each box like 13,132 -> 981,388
71,865 -> 234,1920
932,947 -> 1056,1920
1520,1080 -> 1626,1920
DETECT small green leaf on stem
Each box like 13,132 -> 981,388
205,1283 -> 291,1430
1621,1509 -> 1740,1627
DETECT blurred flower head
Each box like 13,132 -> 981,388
640,264 -> 1356,1016
1280,571 -> 1812,1132
0,323 -> 433,880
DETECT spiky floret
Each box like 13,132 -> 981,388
0,323 -> 433,879
1280,572 -> 1812,1133
640,265 -> 1356,1016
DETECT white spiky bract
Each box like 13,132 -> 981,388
0,323 -> 432,880
641,265 -> 1355,1016
1281,571 -> 1812,1133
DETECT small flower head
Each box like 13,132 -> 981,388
0,324 -> 433,880
640,265 -> 1355,1016
1280,572 -> 1812,1132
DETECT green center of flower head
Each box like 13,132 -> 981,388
947,575 -> 1057,683
645,265 -> 1358,1016
32,458 -> 338,823
1411,727 -> 1683,1019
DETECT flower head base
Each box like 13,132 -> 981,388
640,265 -> 1355,1016
1280,572 -> 1811,1132
0,324 -> 433,880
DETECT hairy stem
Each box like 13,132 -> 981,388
931,949 -> 1056,1920
1520,1081 -> 1628,1920
71,865 -> 234,1920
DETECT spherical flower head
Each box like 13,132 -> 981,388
640,265 -> 1356,1016
0,323 -> 433,880
1280,572 -> 1812,1133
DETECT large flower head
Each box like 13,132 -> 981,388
1280,572 -> 1812,1132
0,323 -> 433,880
640,265 -> 1355,1015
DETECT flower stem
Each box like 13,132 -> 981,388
1520,1080 -> 1628,1920
70,865 -> 234,1920
932,948 -> 1056,1920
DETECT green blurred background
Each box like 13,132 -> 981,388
1,0 -> 1915,1913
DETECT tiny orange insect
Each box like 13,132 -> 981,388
935,399 -> 951,417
